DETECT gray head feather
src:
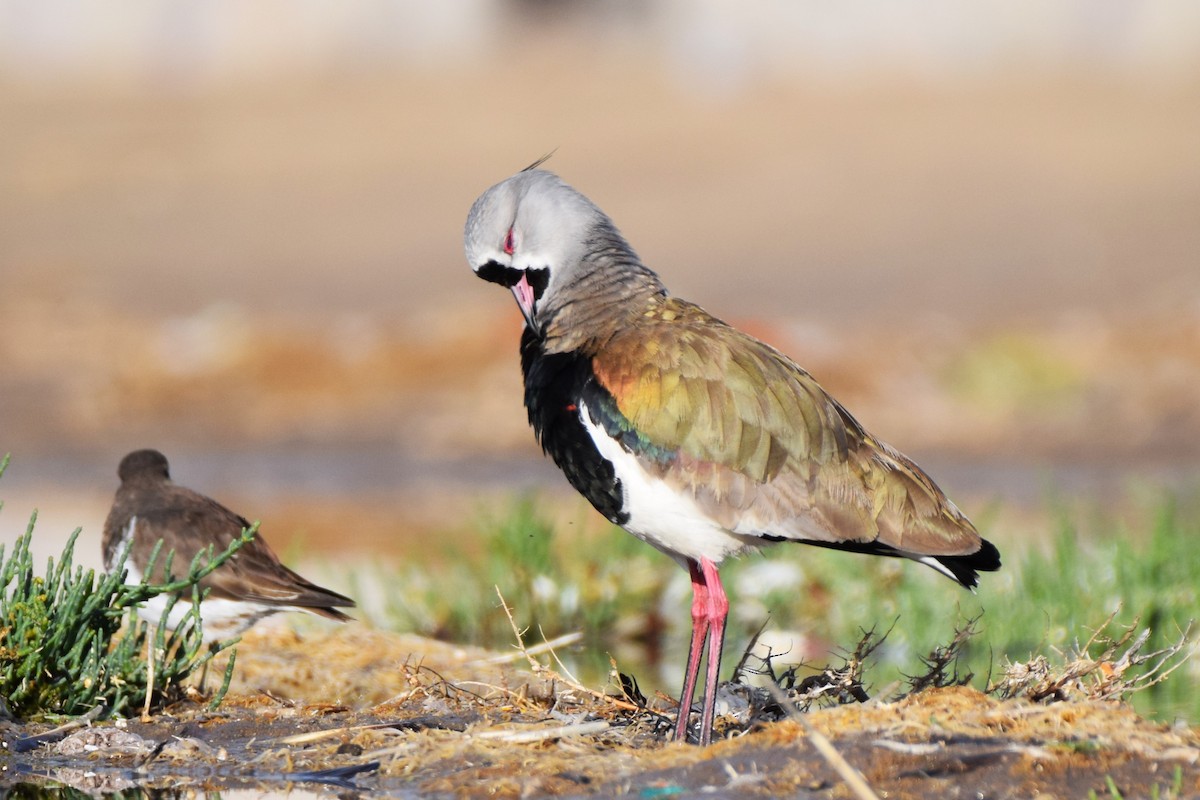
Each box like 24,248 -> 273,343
464,170 -> 601,276
465,170 -> 666,343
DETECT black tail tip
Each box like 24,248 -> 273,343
971,539 -> 1002,572
941,538 -> 1002,590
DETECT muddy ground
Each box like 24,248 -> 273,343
4,625 -> 1198,798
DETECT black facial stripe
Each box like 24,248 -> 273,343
476,261 -> 524,287
476,262 -> 551,302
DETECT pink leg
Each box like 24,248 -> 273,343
673,559 -> 710,743
673,557 -> 729,746
698,557 -> 729,747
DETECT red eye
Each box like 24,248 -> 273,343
503,227 -> 515,255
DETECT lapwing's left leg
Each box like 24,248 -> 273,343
697,557 -> 728,747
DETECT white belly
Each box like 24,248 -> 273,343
119,526 -> 279,643
579,402 -> 760,567
130,586 -> 278,643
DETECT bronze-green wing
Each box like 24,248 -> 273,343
587,297 -> 986,560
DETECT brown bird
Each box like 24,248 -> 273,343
102,449 -> 355,643
465,167 -> 1001,745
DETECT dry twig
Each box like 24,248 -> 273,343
993,617 -> 1195,705
494,586 -> 643,714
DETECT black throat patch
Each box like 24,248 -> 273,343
519,328 -> 627,526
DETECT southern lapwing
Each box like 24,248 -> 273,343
465,167 -> 1001,746
103,449 -> 355,643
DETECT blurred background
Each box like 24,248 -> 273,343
2,1 -> 1199,620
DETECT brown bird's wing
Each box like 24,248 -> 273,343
588,298 -> 984,558
128,486 -> 355,616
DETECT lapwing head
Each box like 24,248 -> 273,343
465,167 -> 620,334
117,448 -> 171,484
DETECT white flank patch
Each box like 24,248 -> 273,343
117,515 -> 278,643
579,401 -> 759,566
110,515 -> 139,572
132,593 -> 279,644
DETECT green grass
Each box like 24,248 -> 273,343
0,455 -> 254,720
359,490 -> 1199,722
357,497 -> 661,653
1086,768 -> 1184,800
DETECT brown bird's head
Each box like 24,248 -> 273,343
117,448 -> 172,484
465,168 -> 664,341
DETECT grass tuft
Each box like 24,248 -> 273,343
0,453 -> 255,720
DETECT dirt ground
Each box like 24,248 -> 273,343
4,625 -> 1198,798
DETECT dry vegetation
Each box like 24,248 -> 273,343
6,623 -> 1197,798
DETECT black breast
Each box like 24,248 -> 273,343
520,328 -> 628,525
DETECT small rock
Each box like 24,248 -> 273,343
54,728 -> 151,756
